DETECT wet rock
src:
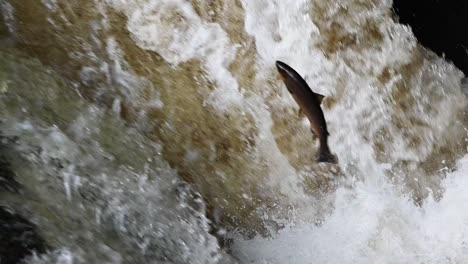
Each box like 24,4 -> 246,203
393,0 -> 468,76
0,207 -> 47,264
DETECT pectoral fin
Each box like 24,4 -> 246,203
310,128 -> 317,140
315,93 -> 325,104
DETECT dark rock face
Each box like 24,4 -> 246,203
0,207 -> 47,264
393,0 -> 468,76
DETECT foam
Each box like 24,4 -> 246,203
231,0 -> 468,262
108,0 -> 244,110
232,156 -> 468,263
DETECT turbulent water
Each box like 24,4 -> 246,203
1,0 -> 468,263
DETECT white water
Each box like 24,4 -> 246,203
0,50 -> 227,263
107,0 -> 316,205
108,0 -> 468,262
232,157 -> 468,263
3,0 -> 468,263
232,0 -> 468,263
109,0 -> 244,110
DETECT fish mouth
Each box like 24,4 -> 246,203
275,60 -> 288,80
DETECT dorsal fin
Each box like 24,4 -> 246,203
315,93 -> 325,104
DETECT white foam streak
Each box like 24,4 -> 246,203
108,0 -> 244,110
242,0 -> 334,90
245,96 -> 306,200
1,1 -> 16,34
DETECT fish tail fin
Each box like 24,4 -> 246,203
316,140 -> 336,163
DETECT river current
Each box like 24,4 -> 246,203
1,0 -> 468,263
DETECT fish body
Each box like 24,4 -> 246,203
275,60 -> 335,163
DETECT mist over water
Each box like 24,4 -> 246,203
1,0 -> 468,263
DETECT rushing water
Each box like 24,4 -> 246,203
1,0 -> 468,263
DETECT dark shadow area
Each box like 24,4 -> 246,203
0,134 -> 48,263
393,0 -> 468,76
0,136 -> 20,193
0,207 -> 48,264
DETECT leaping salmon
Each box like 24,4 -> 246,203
275,60 -> 336,163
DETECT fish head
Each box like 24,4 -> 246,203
275,60 -> 290,81
276,60 -> 302,94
